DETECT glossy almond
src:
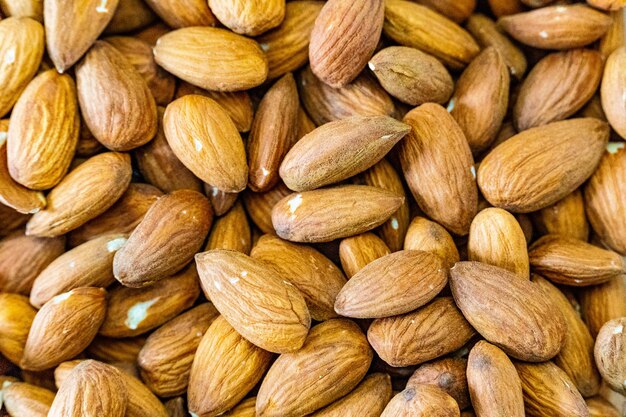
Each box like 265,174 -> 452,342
602,47 -> 626,139
88,336 -> 146,363
208,0 -> 285,36
2,382 -> 54,417
143,0 -> 216,28
339,233 -> 390,278
206,201 -> 251,254
380,384 -> 460,417
243,181 -> 292,234
404,216 -> 460,270
407,358 -> 470,409
0,293 -> 36,364
113,190 -> 212,287
534,189 -> 589,241
310,373 -> 392,417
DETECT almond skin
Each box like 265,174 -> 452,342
26,152 -> 132,237
407,358 -> 470,409
256,319 -> 373,417
2,382 -> 54,417
450,262 -> 566,362
580,276 -> 626,338
205,201 -> 251,254
514,49 -> 603,131
399,103 -> 478,236
467,341 -> 525,417
21,287 -> 107,371
243,181 -> 292,234
533,189 -> 589,241
404,216 -> 460,270
594,317 -> 626,394
271,185 -> 404,243
586,396 -> 621,417
163,94 -> 248,193
88,336 -> 146,363
143,0 -> 216,28
223,398 -> 256,417
196,249 -> 311,353
154,27 -> 268,92
310,373 -> 392,417
309,0 -> 384,88
339,232 -> 390,278
188,316 -> 272,417
335,250 -> 447,318
208,0 -> 285,36
601,47 -> 626,139
0,0 -> 43,21
477,118 -> 609,213
413,0 -> 476,23
280,116 -> 410,191
104,0 -> 157,35
0,293 -> 37,364
7,69 -> 79,190
368,297 -> 475,367
380,384 -> 460,417
113,190 -> 212,287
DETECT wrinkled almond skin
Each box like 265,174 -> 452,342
595,317 -> 626,394
309,0 -> 384,88
368,297 -> 475,367
164,95 -> 248,193
339,233 -> 390,278
414,0 -> 476,23
7,69 -> 79,190
280,116 -> 410,191
528,235 -> 625,286
188,316 -> 272,417
400,103 -> 478,236
154,27 -> 268,92
404,216 -> 460,270
310,373 -> 392,417
407,358 -> 470,409
380,384 -> 460,417
450,262 -> 566,361
580,276 -> 626,338
251,234 -> 346,321
601,47 -> 626,140
0,0 -> 43,21
2,382 -> 54,417
256,319 -> 373,417
26,152 -> 132,237
467,341 -> 525,417
206,201 -> 251,254
272,185 -> 404,243
534,189 -> 589,241
243,181 -> 292,234
477,118 -> 609,213
0,293 -> 36,364
514,49 -> 603,131
196,249 -> 311,353
143,0 -> 216,28
223,397 -> 256,417
21,287 -> 107,371
138,303 -> 219,397
113,190 -> 212,288
208,0 -> 285,36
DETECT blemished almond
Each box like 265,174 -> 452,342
0,0 -> 43,21
514,49 -> 603,131
256,319 -> 373,417
143,0 -> 216,28
404,216 -> 460,270
309,0 -> 384,88
48,360 -> 128,417
339,233 -> 390,278
498,4 -> 612,50
205,201 -> 251,254
248,73 -> 299,192
450,262 -> 566,361
21,287 -> 107,371
449,47 -> 509,154
367,297 -> 475,367
601,47 -> 626,140
399,103 -> 478,236
138,303 -> 219,397
380,384 -> 460,417
7,69 -> 79,190
533,189 -> 589,241
533,275 -> 601,397
88,336 -> 146,363
514,361 -> 590,417
477,118 -> 609,213
594,317 -> 626,394
280,116 -> 410,191
586,396 -> 621,417
0,17 -> 44,117
298,68 -> 396,126
0,231 -> 65,295
310,373 -> 392,417
153,27 -> 268,92
465,13 -> 527,79
256,1 -> 324,80
104,0 -> 157,35
113,190 -> 212,288
368,46 -> 454,106
196,249 -> 311,353
0,293 -> 37,364
251,234 -> 347,321
208,0 -> 285,36
467,341 -> 525,417
243,181 -> 292,234
335,250 -> 447,318
585,144 -> 626,255
580,276 -> 626,338
26,152 -> 132,237
383,0 -> 480,70
100,265 -> 199,338
528,235 -> 625,286
2,382 -> 54,417
407,358 -> 470,409
468,207 -> 529,280
163,95 -> 248,193
188,316 -> 273,417
30,233 -> 127,308
271,185 -> 404,243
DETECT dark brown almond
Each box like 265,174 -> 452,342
407,358 -> 470,409
404,216 -> 460,270
533,189 -> 589,241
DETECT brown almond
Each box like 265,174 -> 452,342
104,0 -> 156,34
205,201 -> 251,254
88,336 -> 146,363
243,181 -> 291,234
580,276 -> 626,337
599,9 -> 624,59
380,384 -> 460,417
594,317 -> 626,394
310,373 -> 392,417
164,397 -> 186,417
407,358 -> 470,409
587,396 -> 621,417
208,0 -> 284,36
533,189 -> 589,241
413,0 -> 475,23
205,186 -> 239,216
339,232 -> 390,278
143,0 -> 216,28
0,293 -> 37,364
0,0 -> 43,21
602,47 -> 626,139
223,398 -> 256,417
2,382 -> 54,417
404,216 -> 460,270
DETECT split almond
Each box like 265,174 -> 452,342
2,382 -> 54,417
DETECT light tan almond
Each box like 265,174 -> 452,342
602,47 -> 626,140
143,0 -> 216,28
339,233 -> 390,278
580,275 -> 626,337
0,0 -> 43,21
404,216 -> 460,270
208,0 -> 285,36
595,317 -> 626,394
534,189 -> 589,241
0,293 -> 36,364
587,396 -> 621,417
310,373 -> 392,417
2,382 -> 54,417
206,201 -> 251,254
380,384 -> 460,417
223,398 -> 256,417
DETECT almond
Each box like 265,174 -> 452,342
450,261 -> 566,361
154,27 -> 268,92
113,190 -> 212,287
399,103 -> 478,235
223,398 -> 256,417
88,336 -> 146,363
601,47 -> 626,139
407,358 -> 470,410
404,216 -> 460,270
280,116 -> 410,191
256,319 -> 372,417
599,9 -> 624,59
7,69 -> 79,189
2,382 -> 54,417
586,396 -> 621,417
188,316 -> 272,416
271,185 -> 404,243
594,317 -> 626,394
310,373 -> 392,417
0,0 -> 43,21
22,288 -> 107,371
105,0 -> 156,34
208,0 -> 285,36
339,232 -> 390,278
205,201 -> 251,254
143,0 -> 216,28
243,181 -> 291,234
477,118 -> 609,213
580,276 -> 626,338
206,186 -> 239,217
413,0 -> 475,23
380,384 -> 460,417
0,293 -> 36,364
368,297 -> 475,367
533,189 -> 589,241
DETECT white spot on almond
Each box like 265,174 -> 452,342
368,62 -> 375,71
539,30 -> 549,39
214,280 -> 222,291
391,218 -> 399,230
229,276 -> 239,284
211,187 -> 219,197
288,194 -> 303,214
446,98 -> 455,112
260,43 -> 270,52
125,299 -> 159,329
613,324 -> 623,334
555,5 -> 567,12
241,271 -> 248,277
261,167 -> 270,177
53,291 -> 73,304
96,0 -> 109,12
194,138 -> 203,152
607,142 -> 625,154
470,166 -> 476,179
106,237 -> 127,252
4,48 -> 15,65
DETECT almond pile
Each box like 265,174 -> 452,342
0,0 -> 625,416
